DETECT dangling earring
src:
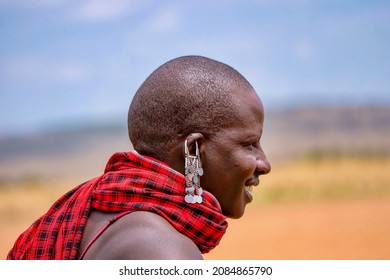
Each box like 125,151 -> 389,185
184,137 -> 204,204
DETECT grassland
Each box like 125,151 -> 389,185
206,154 -> 390,259
1,154 -> 389,259
1,106 -> 389,259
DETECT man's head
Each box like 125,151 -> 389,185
128,55 -> 253,160
128,55 -> 271,218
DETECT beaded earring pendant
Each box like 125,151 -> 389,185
184,138 -> 204,204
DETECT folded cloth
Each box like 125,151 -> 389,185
7,151 -> 228,259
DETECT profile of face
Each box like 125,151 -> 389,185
199,87 -> 271,219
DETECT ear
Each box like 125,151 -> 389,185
183,133 -> 206,156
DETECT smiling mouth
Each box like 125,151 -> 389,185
244,185 -> 254,202
244,178 -> 260,202
245,185 -> 254,193
246,177 -> 260,187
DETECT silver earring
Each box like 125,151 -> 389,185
184,138 -> 204,204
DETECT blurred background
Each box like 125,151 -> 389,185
1,0 -> 389,259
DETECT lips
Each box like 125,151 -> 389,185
245,177 -> 260,187
244,178 -> 260,203
244,185 -> 254,202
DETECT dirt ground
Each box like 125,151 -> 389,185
205,197 -> 390,259
2,196 -> 389,260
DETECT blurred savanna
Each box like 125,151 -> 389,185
1,0 -> 389,262
1,106 -> 389,259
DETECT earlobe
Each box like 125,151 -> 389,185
183,133 -> 205,204
182,132 -> 205,156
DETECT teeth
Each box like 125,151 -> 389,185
245,185 -> 254,193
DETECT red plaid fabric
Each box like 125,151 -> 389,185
7,151 -> 228,259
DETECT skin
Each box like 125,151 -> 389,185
79,85 -> 271,259
79,211 -> 202,259
168,86 -> 271,218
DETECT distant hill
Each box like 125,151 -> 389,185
0,123 -> 131,182
263,106 -> 390,159
1,106 -> 389,182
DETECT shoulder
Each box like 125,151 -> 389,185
83,211 -> 203,260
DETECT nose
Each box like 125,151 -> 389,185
256,148 -> 271,175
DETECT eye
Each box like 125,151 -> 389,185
244,140 -> 259,149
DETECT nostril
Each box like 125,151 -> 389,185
256,159 -> 271,175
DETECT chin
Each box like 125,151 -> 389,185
224,206 -> 246,219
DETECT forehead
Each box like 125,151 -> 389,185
215,89 -> 265,140
233,88 -> 264,126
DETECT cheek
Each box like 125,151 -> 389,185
200,150 -> 256,197
233,154 -> 257,181
199,154 -> 226,189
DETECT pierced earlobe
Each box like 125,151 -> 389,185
184,137 -> 204,204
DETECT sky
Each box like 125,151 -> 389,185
1,0 -> 389,136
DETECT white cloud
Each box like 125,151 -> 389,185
0,0 -> 66,9
294,40 -> 315,62
185,34 -> 262,54
74,0 -> 141,23
2,55 -> 92,84
147,8 -> 182,33
0,0 -> 145,23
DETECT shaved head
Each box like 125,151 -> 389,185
128,55 -> 254,160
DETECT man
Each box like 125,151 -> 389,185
8,55 -> 271,259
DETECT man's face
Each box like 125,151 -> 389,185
200,88 -> 271,218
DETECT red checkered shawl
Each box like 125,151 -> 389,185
7,151 -> 228,259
